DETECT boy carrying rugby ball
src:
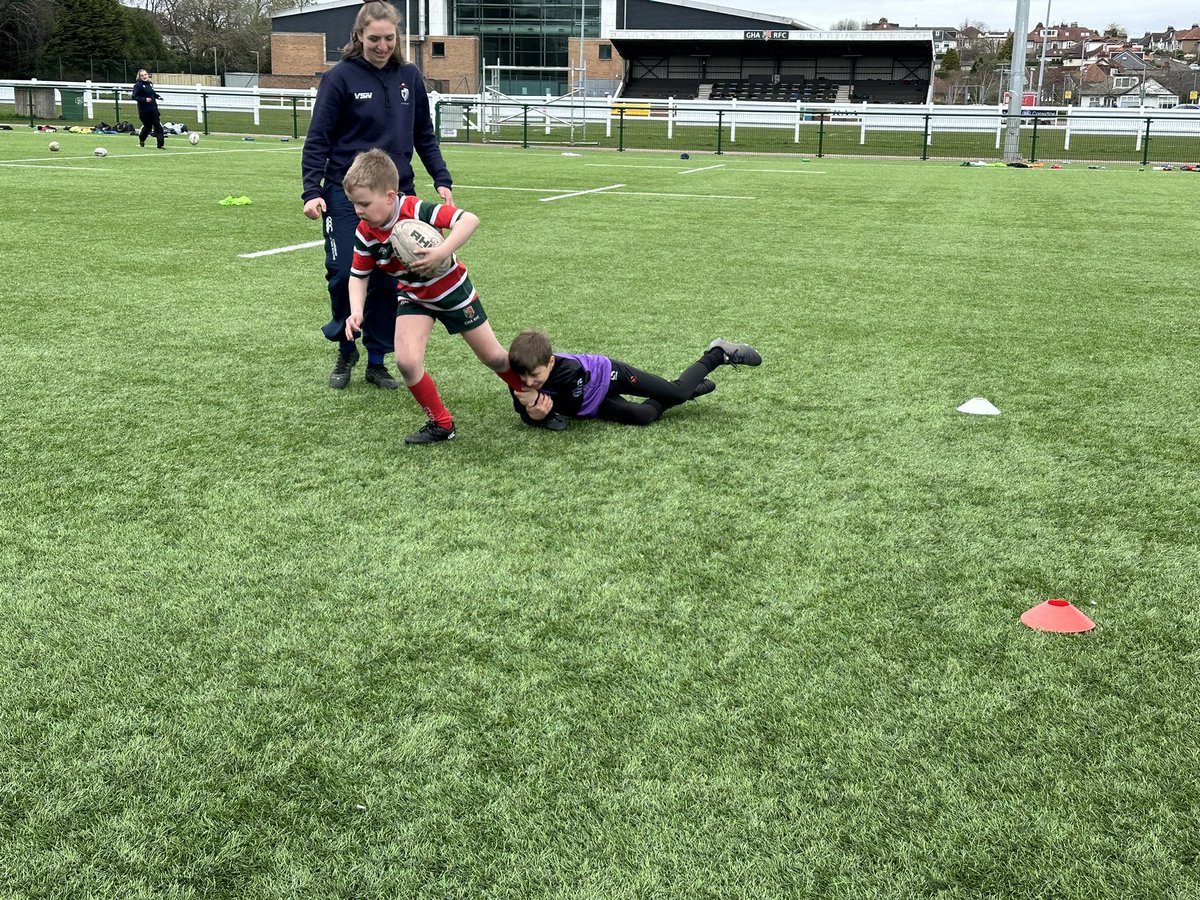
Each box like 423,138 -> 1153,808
342,148 -> 524,443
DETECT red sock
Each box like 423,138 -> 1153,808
408,372 -> 453,429
497,367 -> 524,392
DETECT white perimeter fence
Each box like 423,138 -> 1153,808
3,80 -> 1199,156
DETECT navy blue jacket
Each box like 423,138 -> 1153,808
301,56 -> 451,202
133,80 -> 162,110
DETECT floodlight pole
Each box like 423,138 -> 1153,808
1002,0 -> 1032,161
579,0 -> 588,141
1036,0 -> 1051,101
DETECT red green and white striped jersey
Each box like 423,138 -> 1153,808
350,195 -> 476,311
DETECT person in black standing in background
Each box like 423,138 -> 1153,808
301,0 -> 454,392
133,69 -> 164,150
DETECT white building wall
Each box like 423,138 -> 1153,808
603,0 -> 617,36
428,0 -> 447,37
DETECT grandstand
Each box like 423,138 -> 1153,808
611,29 -> 933,104
270,1 -> 934,104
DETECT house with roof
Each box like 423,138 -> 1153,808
1076,53 -> 1180,107
930,28 -> 959,56
1025,22 -> 1098,61
1138,27 -> 1182,54
1176,25 -> 1200,57
861,18 -> 958,56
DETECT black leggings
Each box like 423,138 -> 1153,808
139,114 -> 164,148
595,350 -> 721,426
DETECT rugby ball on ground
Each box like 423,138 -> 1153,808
49,141 -> 60,151
189,132 -> 200,145
93,147 -> 108,157
389,219 -> 454,276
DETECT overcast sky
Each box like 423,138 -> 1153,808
740,2 -> 1198,36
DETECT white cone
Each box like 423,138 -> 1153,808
957,397 -> 1000,416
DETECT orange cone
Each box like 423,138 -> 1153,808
1020,598 -> 1095,633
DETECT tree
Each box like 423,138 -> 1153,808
996,33 -> 1014,63
0,0 -> 55,76
149,0 -> 271,71
966,45 -> 1006,104
935,48 -> 962,81
42,0 -> 129,66
1104,23 -> 1127,38
124,7 -> 172,63
830,18 -> 860,30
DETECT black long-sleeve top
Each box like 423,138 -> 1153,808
511,356 -> 590,426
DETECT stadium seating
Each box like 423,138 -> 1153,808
625,75 -> 857,105
706,78 -> 823,103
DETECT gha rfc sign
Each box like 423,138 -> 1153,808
744,30 -> 791,40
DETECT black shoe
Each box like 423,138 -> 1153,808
691,378 -> 716,399
139,140 -> 145,147
405,420 -> 456,444
544,413 -> 568,432
708,339 -> 762,367
329,347 -> 360,389
365,363 -> 399,390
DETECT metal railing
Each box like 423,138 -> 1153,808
0,79 -> 318,140
432,96 -> 1200,165
4,79 -> 1198,165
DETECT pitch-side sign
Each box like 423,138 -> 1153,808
744,30 -> 791,40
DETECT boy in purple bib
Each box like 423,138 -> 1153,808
507,330 -> 761,430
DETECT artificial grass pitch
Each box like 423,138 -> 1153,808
1,133 -> 1198,898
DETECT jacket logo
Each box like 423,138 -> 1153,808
400,84 -> 410,102
354,92 -> 373,100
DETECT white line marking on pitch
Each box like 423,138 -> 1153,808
539,183 -> 625,202
240,240 -> 324,259
1,147 -> 300,168
0,162 -> 111,171
607,189 -> 753,199
585,162 -> 822,175
585,163 -> 699,170
171,146 -> 302,157
455,185 -> 594,193
456,184 -> 754,201
679,164 -> 725,174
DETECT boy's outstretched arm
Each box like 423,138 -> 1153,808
344,275 -> 367,340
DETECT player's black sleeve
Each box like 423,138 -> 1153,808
510,357 -> 588,426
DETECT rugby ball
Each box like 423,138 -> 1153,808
93,147 -> 108,157
48,141 -> 60,151
188,132 -> 200,145
389,219 -> 454,276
